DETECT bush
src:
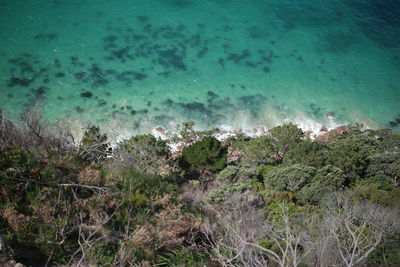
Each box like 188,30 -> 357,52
352,180 -> 400,206
269,123 -> 304,159
284,140 -> 328,168
366,152 -> 400,185
122,134 -> 169,156
180,136 -> 227,172
87,240 -> 118,266
0,148 -> 39,173
80,126 -> 110,163
239,136 -> 276,166
216,165 -> 258,183
206,183 -> 252,204
326,139 -> 371,184
263,164 -> 316,192
298,165 -> 345,205
216,165 -> 239,181
118,134 -> 170,175
366,128 -> 400,152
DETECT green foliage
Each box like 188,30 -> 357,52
366,128 -> 400,152
216,165 -> 259,183
263,189 -> 295,205
206,183 -> 252,204
366,152 -> 400,185
216,165 -> 239,181
123,134 -> 170,157
238,124 -> 303,166
180,136 -> 227,172
352,180 -> 400,206
80,125 -> 110,163
120,134 -> 170,174
259,165 -> 278,177
263,164 -> 316,192
177,121 -> 220,144
239,135 -> 276,166
120,169 -> 173,197
87,240 -> 118,266
112,169 -> 176,229
82,126 -> 107,146
298,165 -> 345,205
284,140 -> 328,167
367,174 -> 395,191
368,234 -> 400,266
0,148 -> 39,172
2,118 -> 400,266
269,123 -> 304,156
326,139 -> 372,184
224,132 -> 250,146
179,121 -> 196,141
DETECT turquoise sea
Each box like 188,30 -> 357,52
1,0 -> 399,135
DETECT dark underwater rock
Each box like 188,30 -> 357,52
7,76 -> 33,87
81,91 -> 93,98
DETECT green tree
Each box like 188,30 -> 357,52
79,125 -> 110,163
284,140 -> 328,168
117,134 -> 170,175
180,136 -> 227,173
269,123 -> 304,160
263,164 -> 316,192
239,136 -> 276,166
326,140 -> 371,184
366,152 -> 400,186
298,165 -> 345,205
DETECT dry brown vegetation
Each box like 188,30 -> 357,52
0,115 -> 400,266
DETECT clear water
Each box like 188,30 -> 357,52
1,0 -> 399,135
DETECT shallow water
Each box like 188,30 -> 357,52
1,0 -> 399,135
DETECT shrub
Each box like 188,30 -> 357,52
284,140 -> 328,167
87,240 -> 118,266
118,134 -> 170,175
366,128 -> 400,152
326,139 -> 372,184
0,148 -> 39,173
80,126 -> 110,163
155,249 -> 209,267
352,180 -> 400,206
122,134 -> 169,156
269,123 -> 304,159
216,165 -> 239,181
216,165 -> 259,183
367,173 -> 395,191
180,136 -> 227,172
298,165 -> 345,205
366,152 -> 400,185
120,169 -> 171,197
239,136 -> 276,166
263,189 -> 295,205
263,164 -> 316,192
206,183 -> 252,204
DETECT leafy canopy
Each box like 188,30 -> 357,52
180,136 -> 227,172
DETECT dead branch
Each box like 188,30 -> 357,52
0,172 -> 109,193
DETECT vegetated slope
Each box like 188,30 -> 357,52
1,115 -> 399,266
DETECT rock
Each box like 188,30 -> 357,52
154,126 -> 165,134
320,126 -> 328,132
315,125 -> 352,142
